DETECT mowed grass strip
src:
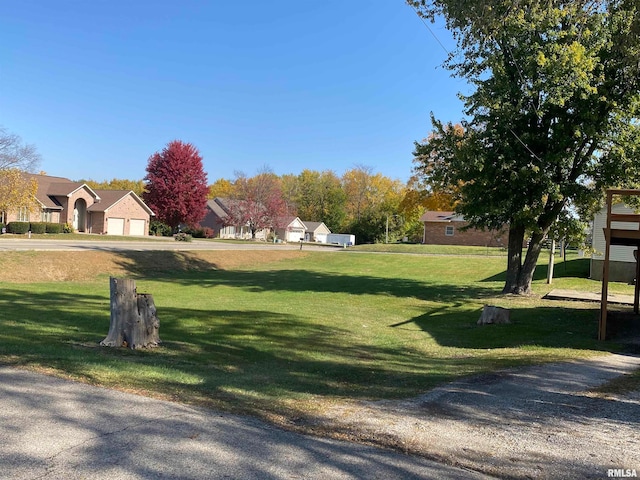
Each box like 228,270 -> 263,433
0,248 -> 632,423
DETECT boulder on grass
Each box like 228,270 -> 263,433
477,305 -> 511,325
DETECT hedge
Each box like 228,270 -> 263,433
8,222 -> 30,234
29,222 -> 47,234
46,223 -> 63,234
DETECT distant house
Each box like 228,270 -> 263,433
420,211 -> 507,247
200,197 -> 268,240
3,173 -> 153,236
591,203 -> 638,282
303,221 -> 331,243
275,216 -> 307,243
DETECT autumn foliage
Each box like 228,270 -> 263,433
224,171 -> 290,238
143,140 -> 209,230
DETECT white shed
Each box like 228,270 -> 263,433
591,203 -> 639,282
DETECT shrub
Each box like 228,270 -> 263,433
188,227 -> 207,238
174,232 -> 192,242
203,227 -> 215,238
149,220 -> 172,237
0,223 -> 5,234
8,222 -> 30,234
46,223 -> 62,234
29,222 -> 47,234
62,223 -> 74,233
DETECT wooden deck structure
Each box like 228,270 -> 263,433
599,189 -> 640,340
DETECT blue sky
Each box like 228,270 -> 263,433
1,1 -> 466,184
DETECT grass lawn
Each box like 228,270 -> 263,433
0,247 -> 635,426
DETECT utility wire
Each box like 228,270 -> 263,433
408,4 -> 450,56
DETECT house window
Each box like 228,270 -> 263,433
0,211 -> 5,224
41,210 -> 52,223
17,206 -> 30,222
445,225 -> 454,236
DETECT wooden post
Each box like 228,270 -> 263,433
100,277 -> 161,349
635,250 -> 640,315
546,239 -> 555,284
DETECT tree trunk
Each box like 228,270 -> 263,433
100,277 -> 161,349
503,224 -> 525,293
503,227 -> 546,295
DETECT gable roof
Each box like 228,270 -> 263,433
88,190 -> 155,215
206,198 -> 231,218
278,216 -> 306,229
23,173 -> 101,209
420,211 -> 465,222
302,221 -> 331,233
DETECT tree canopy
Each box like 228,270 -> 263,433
0,127 -> 40,172
0,128 -> 40,221
83,178 -> 146,196
410,0 -> 640,294
224,169 -> 290,239
143,140 -> 209,230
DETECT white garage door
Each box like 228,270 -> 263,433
129,219 -> 146,236
107,218 -> 125,236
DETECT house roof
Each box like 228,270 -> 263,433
420,211 -> 465,222
22,173 -> 100,210
88,190 -> 155,215
302,221 -> 330,233
206,198 -> 231,218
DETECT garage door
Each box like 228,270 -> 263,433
107,218 -> 125,236
129,219 -> 146,236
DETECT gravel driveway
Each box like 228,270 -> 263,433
316,353 -> 640,479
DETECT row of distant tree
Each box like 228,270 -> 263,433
0,128 -> 451,244
82,139 -> 453,244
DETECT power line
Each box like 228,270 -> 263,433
408,4 -> 450,56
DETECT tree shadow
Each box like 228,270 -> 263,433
101,250 -> 500,303
0,367 -> 464,480
481,257 -> 591,283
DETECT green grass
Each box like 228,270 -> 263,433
352,243 -> 510,255
0,249 -> 635,422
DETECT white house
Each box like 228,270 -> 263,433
303,221 -> 331,243
275,216 -> 307,243
591,202 -> 639,282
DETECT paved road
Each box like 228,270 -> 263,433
0,367 -> 492,480
0,237 -> 335,252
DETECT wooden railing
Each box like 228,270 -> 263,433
599,189 -> 640,340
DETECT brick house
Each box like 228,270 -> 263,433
200,197 -> 268,240
420,211 -> 507,247
3,173 -> 154,236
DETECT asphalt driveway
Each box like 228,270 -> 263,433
0,367 -> 492,480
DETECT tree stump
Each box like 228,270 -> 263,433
100,277 -> 161,349
477,305 -> 511,325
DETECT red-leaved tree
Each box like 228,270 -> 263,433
225,170 -> 291,239
143,140 -> 209,231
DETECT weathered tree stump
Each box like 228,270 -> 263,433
477,305 -> 511,325
100,277 -> 161,349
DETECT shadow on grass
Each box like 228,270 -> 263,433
481,257 -> 591,283
0,287 -> 469,404
401,305 -> 608,351
100,250 -> 500,302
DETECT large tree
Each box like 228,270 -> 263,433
410,0 -> 640,294
342,166 -> 405,243
0,127 -> 40,172
293,169 -> 346,232
143,140 -> 209,231
0,127 -> 40,222
225,169 -> 290,239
